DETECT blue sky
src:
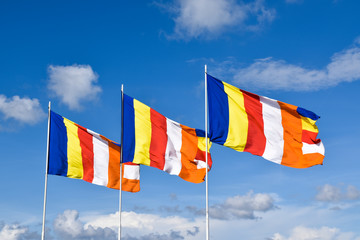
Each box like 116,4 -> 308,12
1,0 -> 360,239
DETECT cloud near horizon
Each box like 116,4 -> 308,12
270,225 -> 360,240
315,184 -> 360,203
0,95 -> 46,125
187,191 -> 276,220
47,64 -> 102,110
163,0 -> 276,40
211,38 -> 360,91
0,222 -> 39,240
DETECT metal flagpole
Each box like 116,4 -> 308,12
119,85 -> 124,240
205,65 -> 209,240
41,101 -> 51,240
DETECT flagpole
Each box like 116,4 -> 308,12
41,101 -> 51,240
205,65 -> 209,240
119,85 -> 124,240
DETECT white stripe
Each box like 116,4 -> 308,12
260,96 -> 284,164
123,164 -> 140,180
302,141 -> 325,155
88,129 -> 109,186
194,160 -> 207,169
163,119 -> 182,175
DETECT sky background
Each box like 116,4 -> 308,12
1,0 -> 360,239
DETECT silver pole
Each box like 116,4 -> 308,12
119,85 -> 124,240
205,65 -> 209,240
41,101 -> 51,240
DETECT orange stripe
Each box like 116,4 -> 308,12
302,153 -> 324,168
178,126 -> 205,183
101,136 -> 120,189
122,178 -> 140,192
278,102 -> 304,168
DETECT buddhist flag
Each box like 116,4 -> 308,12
123,94 -> 212,183
48,111 -> 140,192
207,74 -> 324,168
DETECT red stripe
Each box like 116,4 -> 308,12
241,90 -> 266,156
302,130 -> 321,144
149,108 -> 167,170
195,149 -> 213,170
76,124 -> 94,183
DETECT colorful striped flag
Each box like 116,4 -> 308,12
48,111 -> 140,192
207,74 -> 325,168
123,94 -> 212,183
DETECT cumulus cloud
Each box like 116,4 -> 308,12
0,95 -> 46,125
0,222 -> 39,240
53,210 -> 117,240
226,38 -> 360,90
163,0 -> 276,40
122,230 -> 185,240
187,191 -> 276,220
270,226 -> 360,240
315,184 -> 360,203
54,210 -> 201,240
47,64 -> 101,110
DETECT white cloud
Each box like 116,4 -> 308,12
186,191 -> 276,220
53,210 -> 117,240
271,226 -> 360,240
315,184 -> 360,203
7,195 -> 360,240
53,210 -> 203,240
0,224 -> 27,240
316,184 -> 343,202
213,38 -> 360,91
0,95 -> 46,124
85,211 -> 202,239
47,64 -> 101,110
165,0 -> 276,40
0,223 -> 39,240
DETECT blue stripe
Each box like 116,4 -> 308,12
207,74 -> 229,145
48,111 -> 68,177
297,107 -> 320,120
195,129 -> 205,137
123,94 -> 136,163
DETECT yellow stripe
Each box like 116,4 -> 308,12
133,99 -> 152,166
223,81 -> 248,151
197,137 -> 212,152
301,116 -> 319,133
63,118 -> 83,178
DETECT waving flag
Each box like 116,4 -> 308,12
48,111 -> 140,192
123,94 -> 212,183
207,74 -> 324,168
